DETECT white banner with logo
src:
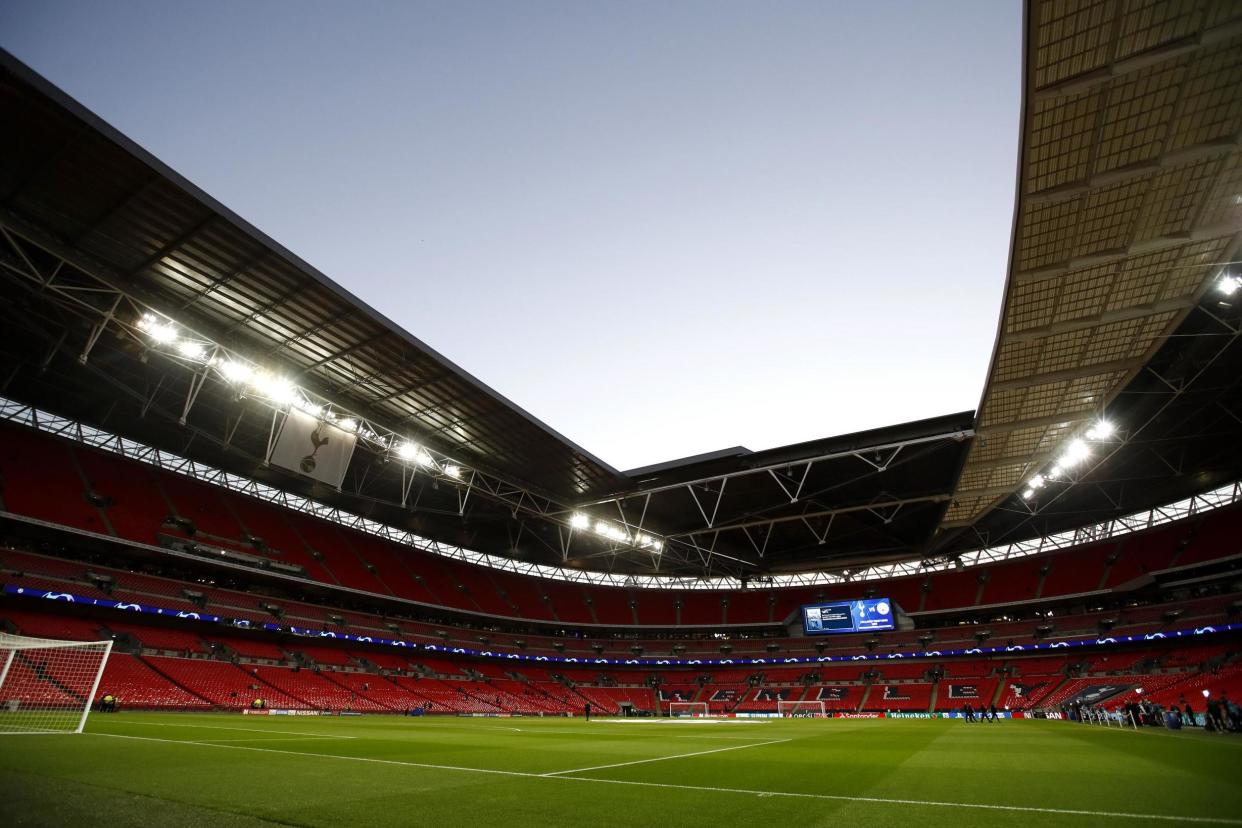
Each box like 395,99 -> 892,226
268,408 -> 357,488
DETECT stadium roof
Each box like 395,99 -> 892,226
0,1 -> 1240,581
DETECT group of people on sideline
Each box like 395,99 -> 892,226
1062,692 -> 1240,732
960,703 -> 999,721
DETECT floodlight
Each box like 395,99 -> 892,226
415,449 -> 436,468
1203,689 -> 1211,698
251,374 -> 297,405
1085,420 -> 1115,440
175,340 -> 205,359
444,464 -> 461,479
570,513 -> 590,529
217,359 -> 254,383
1048,465 -> 1064,480
1022,488 -> 1035,500
1029,475 -> 1045,489
1219,275 -> 1241,296
295,400 -> 324,418
1058,439 -> 1091,468
139,313 -> 178,344
336,418 -> 357,432
396,442 -> 418,461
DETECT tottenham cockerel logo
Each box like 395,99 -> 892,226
300,423 -> 331,474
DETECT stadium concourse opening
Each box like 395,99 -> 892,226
3,1 -> 1242,826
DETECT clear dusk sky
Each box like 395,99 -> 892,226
1,1 -> 1022,472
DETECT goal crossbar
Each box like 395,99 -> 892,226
668,701 -> 710,717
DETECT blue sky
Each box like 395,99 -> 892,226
1,1 -> 1022,471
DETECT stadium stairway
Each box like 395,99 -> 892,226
1028,675 -> 1074,708
992,677 -> 1009,709
855,684 -> 873,713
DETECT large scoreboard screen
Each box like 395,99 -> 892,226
801,598 -> 895,635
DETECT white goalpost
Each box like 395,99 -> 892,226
668,701 -> 710,718
777,699 -> 827,718
0,632 -> 113,734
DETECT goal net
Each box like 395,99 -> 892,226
669,701 -> 710,718
0,632 -> 112,734
777,700 -> 827,718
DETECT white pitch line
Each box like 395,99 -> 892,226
540,738 -> 792,776
193,736 -> 355,744
84,733 -> 1242,825
99,721 -> 355,739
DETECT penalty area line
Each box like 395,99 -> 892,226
84,733 -> 1241,825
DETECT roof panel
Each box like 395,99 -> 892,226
943,1 -> 1242,530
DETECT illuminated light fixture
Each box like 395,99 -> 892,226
1047,465 -> 1064,480
1085,420 -> 1116,441
336,418 -> 357,433
444,464 -> 462,479
1029,474 -> 1046,489
1057,438 -> 1091,468
217,359 -> 254,383
1219,275 -> 1241,296
251,374 -> 297,405
414,449 -> 436,468
569,513 -> 591,529
175,339 -> 206,359
1022,488 -> 1035,500
395,442 -> 419,461
594,520 -> 631,543
137,313 -> 178,344
295,399 -> 324,419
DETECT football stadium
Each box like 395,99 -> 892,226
2,2 -> 1242,826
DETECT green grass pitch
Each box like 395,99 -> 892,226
0,713 -> 1239,827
